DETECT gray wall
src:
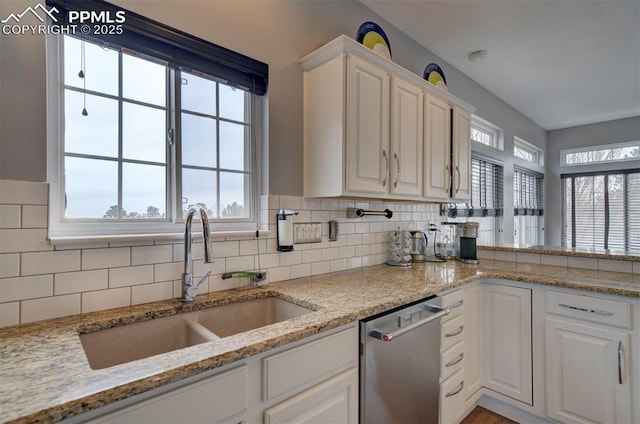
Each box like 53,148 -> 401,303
0,0 -> 547,242
545,116 -> 640,245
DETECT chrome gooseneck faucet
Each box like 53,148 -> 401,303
181,205 -> 214,302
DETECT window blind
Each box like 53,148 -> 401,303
561,170 -> 640,250
513,167 -> 543,216
441,156 -> 503,218
47,0 -> 268,95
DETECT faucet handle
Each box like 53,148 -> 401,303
196,271 -> 211,288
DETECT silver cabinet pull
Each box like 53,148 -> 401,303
455,166 -> 461,194
445,381 -> 464,397
446,165 -> 452,193
558,303 -> 614,316
445,325 -> 464,337
618,341 -> 624,385
382,150 -> 389,187
370,306 -> 449,342
448,300 -> 464,310
445,352 -> 464,367
393,152 -> 400,188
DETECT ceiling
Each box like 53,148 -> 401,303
359,0 -> 640,131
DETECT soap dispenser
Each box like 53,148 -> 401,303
277,209 -> 298,252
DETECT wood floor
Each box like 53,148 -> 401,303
460,406 -> 518,424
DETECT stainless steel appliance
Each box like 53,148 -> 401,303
456,222 -> 479,264
409,230 -> 428,262
360,296 -> 449,424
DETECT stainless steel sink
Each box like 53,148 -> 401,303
79,296 -> 314,370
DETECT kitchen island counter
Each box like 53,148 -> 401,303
1,259 -> 639,423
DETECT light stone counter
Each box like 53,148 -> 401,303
479,243 -> 640,261
1,260 -> 639,423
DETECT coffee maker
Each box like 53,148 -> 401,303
455,222 -> 479,264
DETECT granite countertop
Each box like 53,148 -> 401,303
1,260 -> 639,423
479,243 -> 640,261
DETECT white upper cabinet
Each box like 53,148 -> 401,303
452,106 -> 472,201
301,35 -> 474,201
424,95 -> 451,200
345,54 -> 390,194
390,76 -> 424,196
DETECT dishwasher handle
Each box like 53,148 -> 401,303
369,305 -> 449,342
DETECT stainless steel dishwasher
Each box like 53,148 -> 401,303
360,296 -> 449,424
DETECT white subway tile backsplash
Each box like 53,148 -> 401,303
598,259 -> 633,274
477,249 -> 495,260
132,281 -> 173,305
0,302 -> 20,328
0,229 -> 53,253
0,180 -> 48,205
0,205 -> 21,228
634,262 -> 640,274
154,262 -> 183,283
0,254 -> 20,278
311,261 -> 331,276
339,246 -> 355,258
131,245 -> 172,266
0,275 -> 53,302
330,259 -> 347,272
290,263 -> 311,279
302,249 -> 322,264
21,250 -> 81,276
279,195 -> 302,210
109,265 -> 153,288
21,205 -> 47,229
322,247 -> 339,261
55,269 -> 108,295
355,245 -> 370,257
267,266 -> 290,283
321,199 -> 339,211
347,257 -> 362,269
347,234 -> 362,246
495,251 -> 517,262
83,247 -> 130,270
541,254 -> 568,267
82,288 -> 130,313
214,241 -> 240,258
226,255 -> 256,273
21,294 -> 80,324
279,251 -> 302,267
567,256 -> 598,270
516,253 -> 541,265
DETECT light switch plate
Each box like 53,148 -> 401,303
293,222 -> 322,244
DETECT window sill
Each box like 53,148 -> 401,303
48,227 -> 271,246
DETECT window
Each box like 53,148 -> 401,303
561,141 -> 640,166
441,156 -> 503,245
514,137 -> 543,166
46,0 -> 267,239
562,171 -> 640,250
471,116 -> 502,150
513,168 -> 544,245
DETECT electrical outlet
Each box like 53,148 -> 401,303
293,222 -> 322,244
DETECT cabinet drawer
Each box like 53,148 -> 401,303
441,341 -> 464,381
441,290 -> 464,321
263,326 -> 357,401
441,314 -> 464,351
439,368 -> 465,424
546,290 -> 631,329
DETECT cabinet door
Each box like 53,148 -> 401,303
264,368 -> 358,424
424,95 -> 451,200
345,54 -> 390,194
483,284 -> 533,405
545,318 -> 631,424
390,76 -> 423,196
452,106 -> 471,201
463,285 -> 482,403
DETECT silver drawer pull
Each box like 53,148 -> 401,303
445,352 -> 464,367
370,306 -> 449,342
445,381 -> 464,397
448,300 -> 464,309
445,325 -> 464,337
559,303 -> 614,316
618,341 -> 624,385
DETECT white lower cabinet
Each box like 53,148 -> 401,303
263,368 -> 357,424
483,283 -> 533,405
84,324 -> 358,424
545,290 -> 633,424
462,284 -> 482,405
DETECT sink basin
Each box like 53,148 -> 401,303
80,296 -> 314,370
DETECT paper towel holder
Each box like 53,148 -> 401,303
277,209 -> 298,252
